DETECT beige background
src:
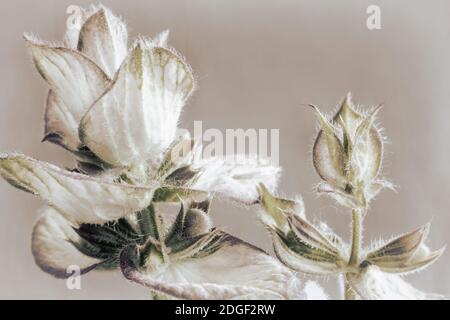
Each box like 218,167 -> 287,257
1,0 -> 450,299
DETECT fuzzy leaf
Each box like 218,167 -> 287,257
365,223 -> 444,274
272,232 -> 344,275
261,197 -> 347,276
367,224 -> 429,262
287,214 -> 345,258
259,188 -> 347,275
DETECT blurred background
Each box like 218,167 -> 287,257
1,0 -> 450,299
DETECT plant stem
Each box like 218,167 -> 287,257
348,208 -> 363,267
343,208 -> 364,300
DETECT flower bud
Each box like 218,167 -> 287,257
183,208 -> 213,238
312,93 -> 392,209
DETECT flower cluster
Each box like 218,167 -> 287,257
258,96 -> 445,299
0,4 -> 323,300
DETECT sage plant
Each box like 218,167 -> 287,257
0,4 -> 444,301
258,94 -> 445,299
0,4 -> 326,300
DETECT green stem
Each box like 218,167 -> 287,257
348,208 -> 363,267
343,208 -> 365,300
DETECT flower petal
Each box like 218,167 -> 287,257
43,91 -> 80,151
348,265 -> 446,300
192,156 -> 280,205
25,36 -> 110,151
77,5 -> 128,77
120,235 -> 300,300
0,154 -> 156,224
32,207 -> 102,278
80,39 -> 195,166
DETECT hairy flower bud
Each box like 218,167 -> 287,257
312,93 -> 393,209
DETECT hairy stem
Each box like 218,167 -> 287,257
344,208 -> 365,300
349,208 -> 363,267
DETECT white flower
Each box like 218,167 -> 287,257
32,199 -> 318,300
0,4 -> 287,299
22,4 -> 278,203
27,6 -> 192,169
